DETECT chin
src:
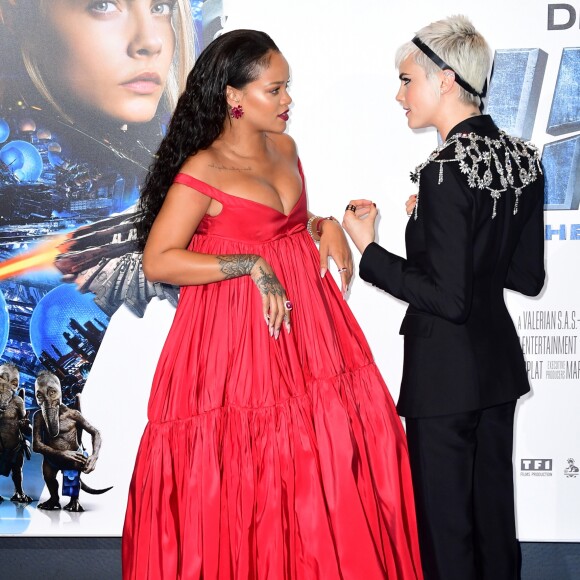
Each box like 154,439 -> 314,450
408,119 -> 428,131
273,119 -> 289,132
107,98 -> 162,125
264,124 -> 285,135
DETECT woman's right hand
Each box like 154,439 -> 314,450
342,199 -> 378,255
250,257 -> 291,339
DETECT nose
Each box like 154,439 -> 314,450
282,88 -> 292,106
395,85 -> 405,104
127,9 -> 163,58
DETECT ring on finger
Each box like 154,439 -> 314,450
337,267 -> 348,273
284,300 -> 293,311
345,204 -> 357,212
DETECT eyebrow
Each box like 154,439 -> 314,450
265,79 -> 290,86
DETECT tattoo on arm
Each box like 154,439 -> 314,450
252,266 -> 285,297
217,254 -> 260,279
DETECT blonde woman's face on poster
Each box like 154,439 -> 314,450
38,0 -> 177,124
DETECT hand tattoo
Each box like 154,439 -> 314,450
217,254 -> 260,279
251,266 -> 284,297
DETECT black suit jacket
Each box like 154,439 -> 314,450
360,115 -> 545,418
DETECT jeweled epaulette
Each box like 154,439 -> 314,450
409,130 -> 542,220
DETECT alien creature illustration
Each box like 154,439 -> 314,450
32,371 -> 111,512
0,363 -> 32,503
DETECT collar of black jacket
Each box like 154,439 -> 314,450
445,114 -> 499,141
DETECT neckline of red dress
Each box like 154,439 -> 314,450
175,172 -> 305,219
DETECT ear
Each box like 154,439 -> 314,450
440,70 -> 456,94
226,86 -> 243,108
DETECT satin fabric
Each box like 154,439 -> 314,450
122,165 -> 423,579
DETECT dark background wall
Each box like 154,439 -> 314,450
0,540 -> 578,579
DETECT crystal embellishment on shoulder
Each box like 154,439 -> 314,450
409,130 -> 542,220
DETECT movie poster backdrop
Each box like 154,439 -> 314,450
0,0 -> 223,534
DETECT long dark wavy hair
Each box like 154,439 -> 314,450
136,29 -> 280,249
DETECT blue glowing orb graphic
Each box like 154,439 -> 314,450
29,284 -> 109,360
0,290 -> 9,357
0,140 -> 43,182
0,119 -> 9,143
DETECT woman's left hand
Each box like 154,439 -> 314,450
342,199 -> 378,254
318,218 -> 353,296
405,194 -> 417,216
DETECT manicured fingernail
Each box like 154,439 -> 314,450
269,326 -> 274,336
285,321 -> 291,334
264,315 -> 270,325
320,268 -> 326,278
274,329 -> 280,340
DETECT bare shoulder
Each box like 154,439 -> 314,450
179,149 -> 219,182
168,149 -> 221,205
268,132 -> 298,162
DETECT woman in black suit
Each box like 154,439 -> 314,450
343,15 -> 545,580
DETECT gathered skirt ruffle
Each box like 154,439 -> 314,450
123,363 -> 422,579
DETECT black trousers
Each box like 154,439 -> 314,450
405,401 -> 519,580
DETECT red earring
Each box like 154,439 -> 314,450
230,104 -> 244,119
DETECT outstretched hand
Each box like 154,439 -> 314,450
342,199 -> 378,254
250,257 -> 291,339
318,219 -> 353,296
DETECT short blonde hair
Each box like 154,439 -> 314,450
396,15 -> 491,107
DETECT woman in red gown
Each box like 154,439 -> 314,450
122,29 -> 423,579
